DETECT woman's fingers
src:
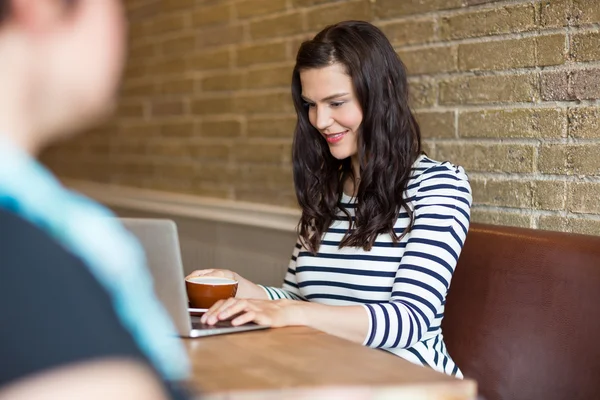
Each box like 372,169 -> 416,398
231,310 -> 259,326
204,298 -> 248,325
185,269 -> 215,280
200,299 -> 226,323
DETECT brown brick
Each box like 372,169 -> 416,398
162,0 -> 194,12
471,179 -> 564,211
440,4 -> 536,40
374,0 -> 462,18
232,142 -> 287,164
471,179 -> 533,208
569,107 -> 600,139
409,79 -> 437,108
192,97 -> 234,115
291,0 -> 334,6
571,31 -> 600,62
121,80 -> 159,97
439,74 -> 538,105
540,71 -> 569,101
195,164 -> 235,185
160,121 -> 195,137
567,182 -> 600,214
536,34 -> 567,66
398,46 -> 456,75
538,144 -> 600,175
123,62 -> 149,80
160,34 -> 196,56
151,99 -> 185,116
150,14 -> 186,35
128,1 -> 161,22
306,1 -> 372,31
436,143 -> 535,173
151,57 -> 188,76
189,48 -> 231,70
235,92 -> 294,114
249,13 -> 304,40
471,208 -> 532,228
236,0 -> 287,19
534,181 -> 567,211
237,42 -> 287,67
539,216 -> 600,236
414,111 -> 455,139
465,0 -> 498,4
247,116 -> 296,138
120,122 -> 161,139
545,69 -> 600,101
129,42 -> 157,60
459,109 -> 566,139
192,3 -> 231,26
200,119 -> 243,138
378,19 -> 435,47
573,0 -> 600,25
147,140 -> 192,158
458,37 -> 536,72
235,165 -> 294,189
571,69 -> 600,100
245,65 -> 293,89
540,0 -> 570,28
459,34 -> 564,71
153,161 -> 197,178
236,187 -> 298,208
117,101 -> 145,118
198,24 -> 243,47
201,72 -> 244,91
189,143 -> 231,161
159,78 -> 195,95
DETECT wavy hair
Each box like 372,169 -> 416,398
291,20 -> 422,253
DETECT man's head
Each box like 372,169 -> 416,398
0,0 -> 126,153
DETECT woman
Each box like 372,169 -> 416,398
0,1 -> 189,398
191,20 -> 471,378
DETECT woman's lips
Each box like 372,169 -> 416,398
324,130 -> 348,144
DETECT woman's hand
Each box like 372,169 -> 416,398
185,268 -> 237,281
185,269 -> 269,300
200,298 -> 306,328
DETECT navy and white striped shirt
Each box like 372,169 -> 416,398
261,155 -> 472,377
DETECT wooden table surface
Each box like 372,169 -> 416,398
183,326 -> 477,400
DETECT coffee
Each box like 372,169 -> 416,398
185,276 -> 238,309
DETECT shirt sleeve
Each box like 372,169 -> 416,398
361,164 -> 472,350
259,239 -> 306,301
0,210 -> 190,400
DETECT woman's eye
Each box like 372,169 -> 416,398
331,102 -> 344,107
303,102 -> 316,108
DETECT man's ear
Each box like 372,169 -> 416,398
9,0 -> 66,34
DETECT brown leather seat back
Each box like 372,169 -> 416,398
442,223 -> 600,400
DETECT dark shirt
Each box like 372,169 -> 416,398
0,209 -> 191,399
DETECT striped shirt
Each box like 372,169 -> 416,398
261,155 -> 472,377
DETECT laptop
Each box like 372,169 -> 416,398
120,218 -> 269,338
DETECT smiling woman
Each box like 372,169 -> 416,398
189,20 -> 472,379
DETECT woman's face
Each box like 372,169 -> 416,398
299,63 -> 363,162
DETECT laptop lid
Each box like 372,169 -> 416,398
120,218 -> 269,338
120,218 -> 193,337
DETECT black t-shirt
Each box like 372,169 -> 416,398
0,209 -> 192,399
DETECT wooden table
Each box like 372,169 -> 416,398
183,326 -> 477,400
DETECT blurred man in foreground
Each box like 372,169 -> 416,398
0,1 -> 191,398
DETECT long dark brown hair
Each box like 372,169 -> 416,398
292,20 -> 422,253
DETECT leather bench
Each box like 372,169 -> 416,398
442,223 -> 600,400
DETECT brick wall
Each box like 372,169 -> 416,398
42,0 -> 600,235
